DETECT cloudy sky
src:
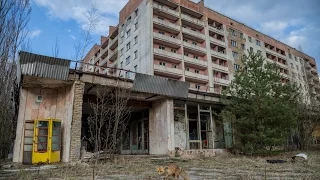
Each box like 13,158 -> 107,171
28,0 -> 320,70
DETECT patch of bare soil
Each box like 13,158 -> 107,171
1,151 -> 319,180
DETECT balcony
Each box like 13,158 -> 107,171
109,35 -> 118,50
213,77 -> 230,86
278,62 -> 288,69
182,28 -> 205,40
100,47 -> 108,59
265,48 -> 277,56
153,18 -> 180,32
281,72 -> 289,79
184,56 -> 207,68
153,48 -> 182,62
99,57 -> 108,66
211,50 -> 227,60
183,42 -> 206,54
153,3 -> 179,18
277,52 -> 287,60
181,14 -> 204,27
185,71 -> 209,82
108,49 -> 118,61
153,32 -> 180,46
212,63 -> 229,73
208,25 -> 224,35
209,37 -> 225,47
154,64 -> 182,78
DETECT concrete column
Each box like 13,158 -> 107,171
69,81 -> 85,162
13,88 -> 28,163
149,98 -> 174,155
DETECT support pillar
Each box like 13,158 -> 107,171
149,98 -> 174,155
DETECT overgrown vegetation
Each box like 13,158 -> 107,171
221,50 -> 300,153
87,80 -> 131,163
0,0 -> 31,158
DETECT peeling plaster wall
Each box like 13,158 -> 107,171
174,110 -> 187,150
13,85 -> 75,163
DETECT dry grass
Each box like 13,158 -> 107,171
1,151 -> 320,180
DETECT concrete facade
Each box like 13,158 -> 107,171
13,82 -> 75,163
84,0 -> 318,103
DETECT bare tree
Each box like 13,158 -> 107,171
52,37 -> 60,58
0,0 -> 31,158
87,79 -> 131,164
73,3 -> 100,62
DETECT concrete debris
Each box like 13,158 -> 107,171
1,164 -> 13,169
2,165 -> 57,172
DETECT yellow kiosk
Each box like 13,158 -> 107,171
23,118 -> 61,164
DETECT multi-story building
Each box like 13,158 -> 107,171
84,0 -> 318,102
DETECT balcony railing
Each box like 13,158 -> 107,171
153,3 -> 179,17
154,64 -> 182,75
185,71 -> 209,81
153,18 -> 180,31
208,25 -> 224,35
153,32 -> 181,45
211,50 -> 227,60
108,49 -> 118,61
212,63 -> 229,72
153,48 -> 182,60
213,77 -> 230,85
184,56 -> 207,67
181,14 -> 205,26
182,28 -> 205,40
109,35 -> 118,50
183,42 -> 206,53
209,37 -> 225,47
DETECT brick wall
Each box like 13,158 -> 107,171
69,81 -> 85,162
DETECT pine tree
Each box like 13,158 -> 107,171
222,50 -> 299,153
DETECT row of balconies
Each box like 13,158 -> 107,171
154,64 -> 230,85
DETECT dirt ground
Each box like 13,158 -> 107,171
1,151 -> 319,180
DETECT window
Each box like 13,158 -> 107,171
159,46 -> 165,50
256,40 -> 261,46
191,28 -> 196,31
135,9 -> 139,16
232,51 -> 238,59
159,31 -> 165,35
250,47 -> 253,52
231,40 -> 237,47
195,70 -> 200,73
134,50 -> 138,59
230,28 -> 236,36
172,64 -> 177,68
120,48 -> 124,56
160,62 -> 166,66
241,44 -> 245,50
134,36 -> 138,44
240,33 -> 243,39
192,41 -> 197,45
186,67 -> 189,71
120,61 -> 123,68
289,54 -> 292,59
195,84 -> 200,90
125,72 -> 130,78
290,63 -> 293,68
170,35 -> 176,38
183,39 -> 188,42
126,42 -> 131,51
126,29 -> 131,38
171,49 -> 176,53
184,53 -> 189,56
295,56 -> 297,62
127,16 -> 131,24
134,65 -> 137,72
126,56 -> 130,65
234,64 -> 240,71
248,36 -> 252,42
194,55 -> 198,59
135,22 -> 138,30
296,65 -> 299,70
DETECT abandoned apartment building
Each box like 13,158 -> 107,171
13,51 -> 230,163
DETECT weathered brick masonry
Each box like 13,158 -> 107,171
69,81 -> 85,162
